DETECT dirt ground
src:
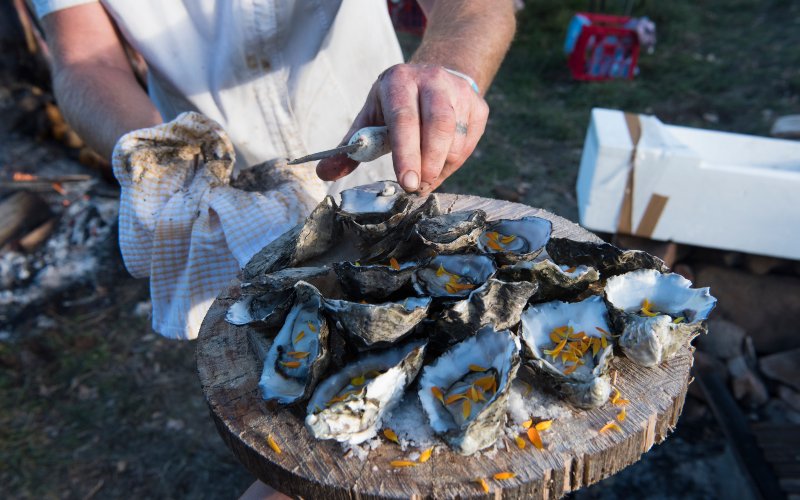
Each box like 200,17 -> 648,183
2,0 -> 799,498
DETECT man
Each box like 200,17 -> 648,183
37,0 -> 515,493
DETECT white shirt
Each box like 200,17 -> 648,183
34,0 -> 402,194
34,0 -> 405,338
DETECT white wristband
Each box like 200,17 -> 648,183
443,67 -> 481,95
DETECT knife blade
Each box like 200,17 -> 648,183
287,126 -> 391,165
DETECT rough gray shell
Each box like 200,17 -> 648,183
605,269 -> 716,367
418,326 -> 520,455
244,196 -> 340,280
412,210 -> 487,253
545,237 -> 668,278
500,259 -> 599,303
305,340 -> 427,445
433,278 -> 538,346
323,296 -> 432,349
332,260 -> 417,301
228,266 -> 332,328
337,181 -> 412,243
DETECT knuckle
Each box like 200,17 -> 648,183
389,106 -> 418,126
425,110 -> 456,132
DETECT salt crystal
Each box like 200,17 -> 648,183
383,391 -> 438,448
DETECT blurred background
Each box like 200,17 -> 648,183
1,0 -> 799,498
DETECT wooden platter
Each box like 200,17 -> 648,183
196,194 -> 692,499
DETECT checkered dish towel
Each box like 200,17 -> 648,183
112,112 -> 325,339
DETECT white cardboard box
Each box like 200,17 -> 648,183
577,108 -> 800,260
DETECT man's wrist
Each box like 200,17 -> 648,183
442,67 -> 481,95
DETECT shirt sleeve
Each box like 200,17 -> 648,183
31,0 -> 98,19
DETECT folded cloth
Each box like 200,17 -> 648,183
112,112 -> 325,339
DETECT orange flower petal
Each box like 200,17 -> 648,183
431,386 -> 445,404
527,427 -> 544,449
418,447 -> 433,463
390,460 -> 417,468
474,478 -> 490,493
493,471 -> 516,480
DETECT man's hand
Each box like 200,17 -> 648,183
316,64 -> 488,194
316,0 -> 516,195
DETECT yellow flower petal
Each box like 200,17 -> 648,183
474,478 -> 490,493
515,435 -> 526,449
418,447 -> 433,463
383,428 -> 400,444
493,471 -> 516,480
267,434 -> 281,454
534,420 -> 552,431
390,460 -> 417,468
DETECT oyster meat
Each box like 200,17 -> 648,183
477,216 -> 552,264
259,281 -> 330,404
418,326 -> 520,455
412,254 -> 496,299
520,296 -> 614,409
306,340 -> 426,445
605,269 -> 716,367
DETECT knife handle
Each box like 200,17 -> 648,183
347,126 -> 391,163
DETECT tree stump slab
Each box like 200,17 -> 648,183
197,194 -> 692,499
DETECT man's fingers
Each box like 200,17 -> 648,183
419,78 -> 457,191
315,155 -> 359,181
380,67 -> 422,192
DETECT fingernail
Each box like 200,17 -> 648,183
402,171 -> 420,191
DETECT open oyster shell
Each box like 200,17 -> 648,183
305,340 -> 427,445
520,296 -> 614,409
434,278 -> 538,345
337,181 -> 412,243
412,254 -> 497,299
244,196 -> 340,280
412,210 -> 487,253
332,260 -> 417,301
477,216 -> 552,264
546,237 -> 668,277
418,326 -> 520,455
259,281 -> 330,404
360,195 -> 442,262
227,266 -> 332,328
323,296 -> 431,349
605,269 -> 716,367
501,259 -> 599,303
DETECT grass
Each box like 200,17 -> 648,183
2,0 -> 799,498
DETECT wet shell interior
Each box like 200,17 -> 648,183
232,181 -> 717,457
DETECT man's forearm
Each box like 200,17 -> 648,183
53,64 -> 162,159
413,0 -> 516,94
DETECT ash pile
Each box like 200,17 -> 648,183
0,4 -> 124,331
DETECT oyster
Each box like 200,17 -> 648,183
306,340 -> 426,445
338,181 -> 412,242
418,326 -> 520,455
500,260 -> 599,302
605,269 -> 716,367
228,266 -> 331,328
332,260 -> 417,301
545,237 -> 668,277
412,210 -> 487,253
259,281 -> 330,404
323,296 -> 431,348
520,296 -> 614,409
412,254 -> 496,299
244,196 -> 340,280
477,216 -> 552,264
360,195 -> 442,262
434,278 -> 537,345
